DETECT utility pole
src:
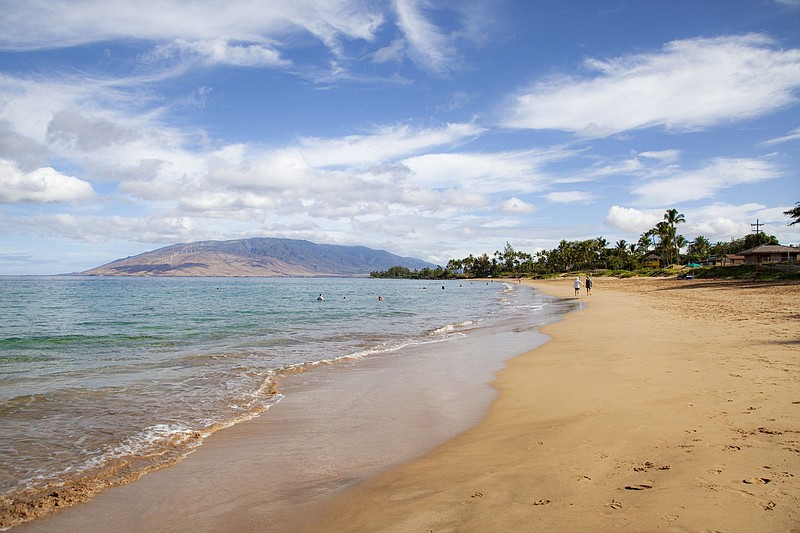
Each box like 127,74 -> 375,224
751,219 -> 763,235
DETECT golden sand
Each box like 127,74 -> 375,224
300,277 -> 800,532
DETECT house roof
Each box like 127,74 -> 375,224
740,244 -> 799,255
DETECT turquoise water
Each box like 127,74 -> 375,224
0,276 -> 554,519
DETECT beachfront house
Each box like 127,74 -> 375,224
642,253 -> 661,269
739,244 -> 800,264
720,254 -> 745,266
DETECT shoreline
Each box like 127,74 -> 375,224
299,277 -> 799,532
12,283 -> 567,532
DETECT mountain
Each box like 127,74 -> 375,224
80,238 -> 436,277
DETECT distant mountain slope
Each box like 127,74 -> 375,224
81,238 -> 436,277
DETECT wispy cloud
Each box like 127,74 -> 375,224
401,147 -> 573,192
501,34 -> 800,136
298,122 -> 485,167
150,39 -> 291,68
759,126 -> 800,146
0,0 -> 385,53
545,191 -> 593,204
632,157 -> 781,205
393,0 -> 458,74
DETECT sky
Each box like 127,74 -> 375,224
1,0 -> 799,275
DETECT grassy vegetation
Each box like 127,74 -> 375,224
524,263 -> 800,281
693,264 -> 800,281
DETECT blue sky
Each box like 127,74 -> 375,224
1,0 -> 799,275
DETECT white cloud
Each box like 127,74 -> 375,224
500,197 -> 536,213
0,159 -> 95,203
637,149 -> 681,163
0,0 -> 384,54
502,34 -> 800,136
402,147 -> 573,192
688,217 -> 750,241
157,39 -> 291,68
394,0 -> 457,74
759,126 -> 800,146
632,157 -> 781,205
545,191 -> 593,203
372,38 -> 406,64
603,203 -> 800,244
604,206 -> 661,234
298,122 -> 485,167
14,213 -> 212,245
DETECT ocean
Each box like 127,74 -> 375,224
0,276 -> 569,527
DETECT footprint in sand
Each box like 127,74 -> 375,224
532,499 -> 551,506
606,499 -> 623,509
743,477 -> 771,484
470,492 -> 483,498
634,461 -> 671,472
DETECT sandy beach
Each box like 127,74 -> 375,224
10,277 -> 798,532
300,277 -> 800,532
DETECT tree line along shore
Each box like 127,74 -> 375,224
371,207 -> 800,281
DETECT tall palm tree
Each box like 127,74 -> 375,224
664,208 -> 686,228
674,235 -> 688,263
662,209 -> 685,265
637,232 -> 653,253
655,221 -> 675,265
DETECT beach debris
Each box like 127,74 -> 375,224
470,492 -> 483,498
532,499 -> 551,506
624,484 -> 653,490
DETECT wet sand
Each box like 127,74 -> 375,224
15,299 -> 560,532
301,277 -> 799,532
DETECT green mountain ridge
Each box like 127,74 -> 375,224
81,238 -> 436,277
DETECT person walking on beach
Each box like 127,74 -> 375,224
585,275 -> 593,295
573,276 -> 581,296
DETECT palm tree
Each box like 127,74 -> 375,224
664,208 -> 686,228
655,221 -> 675,265
785,202 -> 800,226
661,209 -> 686,265
674,235 -> 688,263
689,235 -> 711,263
637,232 -> 653,253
